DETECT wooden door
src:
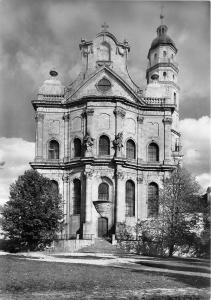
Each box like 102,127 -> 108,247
98,217 -> 108,238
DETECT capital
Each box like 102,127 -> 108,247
35,113 -> 44,121
163,117 -> 172,124
113,108 -> 126,119
116,171 -> 124,180
137,176 -> 143,183
84,170 -> 94,178
62,175 -> 69,183
82,108 -> 94,118
63,114 -> 70,121
137,116 -> 144,124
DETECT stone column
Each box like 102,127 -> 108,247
83,168 -> 94,236
113,108 -> 125,157
137,115 -> 144,160
116,170 -> 125,224
62,174 -> 70,236
35,113 -> 44,160
63,113 -> 70,161
163,117 -> 172,163
137,174 -> 144,220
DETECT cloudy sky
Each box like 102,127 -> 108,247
0,0 -> 210,205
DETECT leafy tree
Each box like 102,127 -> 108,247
2,169 -> 63,251
155,166 -> 201,256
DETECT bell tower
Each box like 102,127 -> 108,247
146,12 -> 179,109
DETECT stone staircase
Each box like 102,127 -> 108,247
77,238 -> 124,255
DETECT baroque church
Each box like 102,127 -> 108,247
30,19 -> 182,240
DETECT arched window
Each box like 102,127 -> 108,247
154,53 -> 157,60
163,50 -> 167,57
48,140 -> 59,159
51,180 -> 59,194
73,179 -> 81,215
98,183 -> 109,201
74,138 -> 81,157
126,139 -> 136,159
99,135 -> 110,156
174,92 -> 176,102
148,143 -> 159,162
163,71 -> 167,79
125,180 -> 135,217
148,182 -> 159,217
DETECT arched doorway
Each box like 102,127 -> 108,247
98,217 -> 108,238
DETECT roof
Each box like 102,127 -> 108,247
149,24 -> 177,53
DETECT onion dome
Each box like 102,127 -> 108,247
39,70 -> 65,96
149,24 -> 177,53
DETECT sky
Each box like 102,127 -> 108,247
0,0 -> 210,205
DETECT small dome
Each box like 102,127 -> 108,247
39,70 -> 65,96
150,25 -> 177,52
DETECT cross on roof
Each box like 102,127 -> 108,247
101,22 -> 109,32
160,4 -> 165,25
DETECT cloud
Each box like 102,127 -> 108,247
0,138 -> 34,205
180,116 -> 211,190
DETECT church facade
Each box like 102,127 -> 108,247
30,21 -> 182,239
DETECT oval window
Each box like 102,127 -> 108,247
97,78 -> 111,92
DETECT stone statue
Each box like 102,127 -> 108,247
113,132 -> 123,151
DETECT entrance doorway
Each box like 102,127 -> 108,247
98,217 -> 108,238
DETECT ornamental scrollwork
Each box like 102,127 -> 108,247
63,114 -> 70,121
113,108 -> 126,119
116,171 -> 124,180
84,169 -> 94,178
62,175 -> 70,183
113,132 -> 123,151
137,116 -> 144,124
163,117 -> 172,125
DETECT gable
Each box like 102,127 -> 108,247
67,68 -> 141,104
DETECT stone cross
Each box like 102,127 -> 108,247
101,22 -> 109,32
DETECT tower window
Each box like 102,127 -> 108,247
48,140 -> 59,159
73,179 -> 81,215
126,180 -> 135,217
163,72 -> 167,79
148,182 -> 159,217
126,139 -> 136,159
173,74 -> 175,80
98,183 -> 109,201
74,138 -> 82,157
99,135 -> 110,156
171,54 -> 174,59
163,51 -> 167,57
154,53 -> 157,60
174,92 -> 176,102
148,143 -> 159,162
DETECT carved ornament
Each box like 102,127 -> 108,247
83,133 -> 94,150
35,113 -> 44,121
82,108 -> 94,118
62,175 -> 70,183
63,114 -> 70,121
84,169 -> 94,178
113,108 -> 126,119
116,171 -> 124,180
113,132 -> 123,151
137,176 -> 143,184
137,116 -> 144,124
163,117 -> 172,124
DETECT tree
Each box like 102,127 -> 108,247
158,166 -> 201,256
2,169 -> 63,251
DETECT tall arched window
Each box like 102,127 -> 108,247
148,143 -> 159,162
148,182 -> 159,217
126,139 -> 136,159
73,179 -> 81,215
51,180 -> 59,194
154,53 -> 157,60
48,140 -> 59,159
99,135 -> 110,156
163,50 -> 167,57
74,138 -> 81,157
98,183 -> 109,201
125,180 -> 135,217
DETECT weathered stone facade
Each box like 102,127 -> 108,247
30,22 -> 182,239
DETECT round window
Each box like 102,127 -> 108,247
97,78 -> 111,92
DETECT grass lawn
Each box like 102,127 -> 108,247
0,255 -> 210,299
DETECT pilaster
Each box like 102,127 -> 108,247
116,170 -> 125,224
163,117 -> 172,163
63,113 -> 70,161
35,113 -> 44,160
137,115 -> 144,160
113,108 -> 125,157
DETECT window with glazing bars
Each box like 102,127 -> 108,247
126,140 -> 136,159
148,143 -> 159,162
73,179 -> 81,215
74,138 -> 82,157
148,182 -> 159,217
48,140 -> 59,159
125,180 -> 135,217
98,183 -> 109,201
99,135 -> 110,155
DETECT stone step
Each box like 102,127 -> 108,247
77,238 -> 124,255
